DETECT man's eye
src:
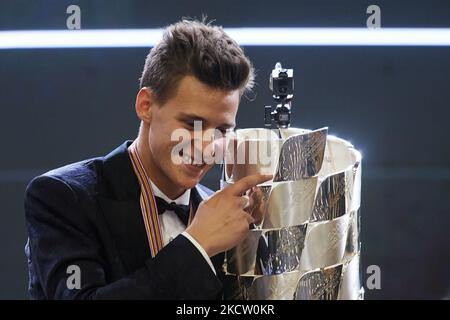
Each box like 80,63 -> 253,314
215,128 -> 231,139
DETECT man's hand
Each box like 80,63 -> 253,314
186,174 -> 273,257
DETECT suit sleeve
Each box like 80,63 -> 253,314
24,175 -> 222,300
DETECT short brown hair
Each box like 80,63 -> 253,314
139,19 -> 254,104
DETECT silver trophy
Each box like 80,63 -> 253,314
220,63 -> 363,300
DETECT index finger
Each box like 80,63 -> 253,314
225,174 -> 273,196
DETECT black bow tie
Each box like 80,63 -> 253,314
154,196 -> 190,226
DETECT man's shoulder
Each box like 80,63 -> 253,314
45,157 -> 101,192
26,141 -> 133,200
26,157 -> 103,201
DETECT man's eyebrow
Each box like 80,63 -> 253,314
177,113 -> 207,123
177,112 -> 235,129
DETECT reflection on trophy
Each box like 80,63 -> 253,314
220,63 -> 363,300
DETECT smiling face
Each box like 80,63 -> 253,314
136,75 -> 240,199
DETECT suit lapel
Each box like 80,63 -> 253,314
97,141 -> 151,273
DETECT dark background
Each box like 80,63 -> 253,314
1,0 -> 449,299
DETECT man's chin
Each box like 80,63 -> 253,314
175,177 -> 199,190
171,163 -> 212,189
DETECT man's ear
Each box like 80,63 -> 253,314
135,87 -> 156,124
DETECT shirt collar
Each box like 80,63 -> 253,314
149,179 -> 191,206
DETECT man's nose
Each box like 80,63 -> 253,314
191,130 -> 218,160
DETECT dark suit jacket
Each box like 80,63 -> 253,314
24,140 -> 226,300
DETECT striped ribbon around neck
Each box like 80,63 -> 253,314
128,141 -> 193,257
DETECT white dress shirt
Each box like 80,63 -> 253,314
148,180 -> 216,275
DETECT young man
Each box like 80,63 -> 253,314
24,20 -> 271,299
